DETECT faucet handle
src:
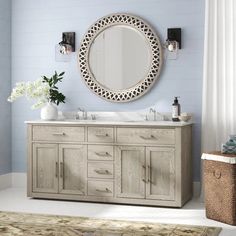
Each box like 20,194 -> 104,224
77,107 -> 84,112
75,113 -> 80,120
91,114 -> 96,120
149,107 -> 156,113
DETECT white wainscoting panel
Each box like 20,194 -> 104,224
0,174 -> 12,190
11,173 -> 27,188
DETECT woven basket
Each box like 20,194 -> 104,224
202,152 -> 236,225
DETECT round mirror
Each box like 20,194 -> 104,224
89,25 -> 151,90
78,14 -> 163,102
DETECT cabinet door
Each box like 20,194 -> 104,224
32,143 -> 58,193
146,147 -> 175,200
115,146 -> 145,199
59,144 -> 87,195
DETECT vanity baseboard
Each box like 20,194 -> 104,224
26,121 -> 193,207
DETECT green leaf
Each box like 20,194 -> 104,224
59,72 -> 65,76
41,71 -> 66,106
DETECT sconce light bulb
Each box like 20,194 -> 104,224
168,43 -> 174,52
59,45 -> 66,54
59,44 -> 72,55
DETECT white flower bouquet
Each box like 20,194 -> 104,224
8,71 -> 66,109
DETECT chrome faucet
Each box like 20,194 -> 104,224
75,112 -> 80,120
148,108 -> 164,121
149,108 -> 157,121
77,107 -> 88,120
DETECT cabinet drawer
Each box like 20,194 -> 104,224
117,128 -> 175,145
88,145 -> 114,161
88,162 -> 114,179
88,127 -> 114,143
33,125 -> 85,142
88,180 -> 113,197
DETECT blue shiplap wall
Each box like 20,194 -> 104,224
11,0 -> 205,181
0,0 -> 11,175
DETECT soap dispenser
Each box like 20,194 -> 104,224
172,97 -> 181,121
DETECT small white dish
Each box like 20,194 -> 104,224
179,113 -> 191,122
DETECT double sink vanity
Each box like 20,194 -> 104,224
26,13 -> 192,208
26,113 -> 192,207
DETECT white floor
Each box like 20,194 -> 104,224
0,188 -> 235,235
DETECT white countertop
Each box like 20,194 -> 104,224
25,119 -> 193,127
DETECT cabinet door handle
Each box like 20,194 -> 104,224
95,133 -> 108,137
148,165 -> 151,183
60,162 -> 64,178
140,135 -> 156,140
142,165 -> 146,183
52,132 -> 65,136
55,162 -> 58,178
95,152 -> 110,157
94,169 -> 111,175
95,188 -> 111,193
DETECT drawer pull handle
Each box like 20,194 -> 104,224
148,165 -> 151,183
95,133 -> 109,137
95,152 -> 110,157
52,132 -> 65,136
94,169 -> 111,175
55,162 -> 58,178
142,165 -> 146,183
95,188 -> 111,193
140,135 -> 156,140
60,162 -> 64,178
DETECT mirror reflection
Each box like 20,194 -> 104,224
89,25 -> 151,91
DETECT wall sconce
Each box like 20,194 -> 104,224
55,32 -> 76,62
165,28 -> 181,52
58,32 -> 75,55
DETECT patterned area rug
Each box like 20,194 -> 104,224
0,211 -> 221,236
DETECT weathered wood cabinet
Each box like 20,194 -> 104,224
58,144 -> 87,195
116,146 -> 146,199
32,143 -> 58,193
145,147 -> 175,201
27,121 -> 192,207
32,143 -> 87,195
